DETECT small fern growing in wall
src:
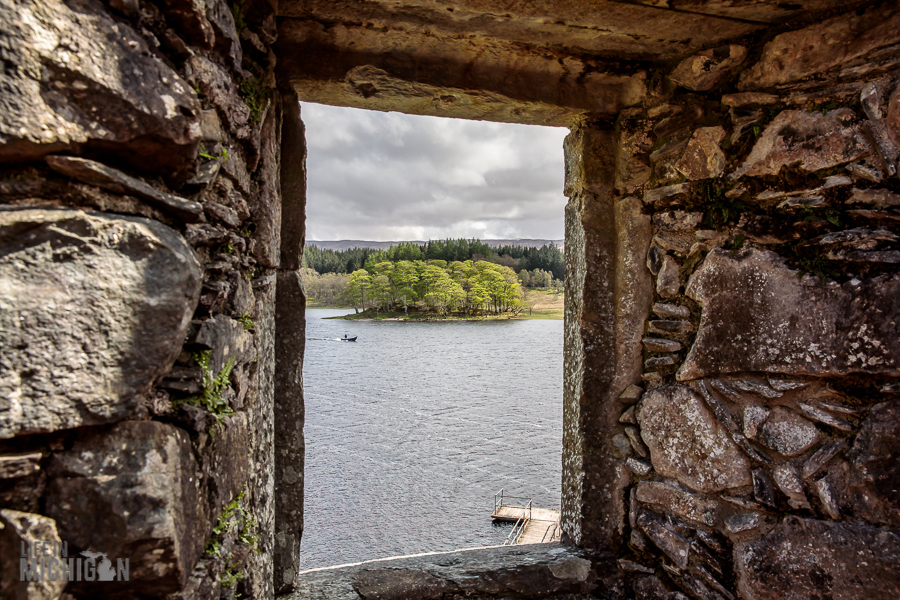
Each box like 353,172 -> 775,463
175,350 -> 236,432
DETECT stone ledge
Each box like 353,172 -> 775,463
282,543 -> 619,600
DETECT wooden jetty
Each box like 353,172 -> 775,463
491,490 -> 561,546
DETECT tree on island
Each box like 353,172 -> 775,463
337,258 -> 525,317
343,269 -> 372,312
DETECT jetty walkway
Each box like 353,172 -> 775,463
491,490 -> 561,545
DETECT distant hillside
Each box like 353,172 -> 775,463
308,239 -> 564,252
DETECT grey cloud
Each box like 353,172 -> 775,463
300,102 -> 569,241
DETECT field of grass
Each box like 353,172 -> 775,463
522,288 -> 564,320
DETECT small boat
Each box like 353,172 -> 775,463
341,335 -> 357,342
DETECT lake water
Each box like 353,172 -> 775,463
300,308 -> 563,569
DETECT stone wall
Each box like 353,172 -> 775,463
0,0 -> 288,598
569,5 -> 900,598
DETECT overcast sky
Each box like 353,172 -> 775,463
300,102 -> 569,242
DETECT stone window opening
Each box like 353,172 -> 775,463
283,101 -> 570,575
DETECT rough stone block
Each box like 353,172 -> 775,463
45,155 -> 204,223
656,255 -> 680,298
637,385 -> 751,493
206,0 -> 243,71
0,453 -> 41,479
739,3 -> 900,90
645,356 -> 676,368
190,314 -> 255,376
643,183 -> 690,206
635,480 -> 719,527
648,320 -> 693,335
652,211 -> 704,232
643,338 -> 682,353
162,0 -> 214,49
185,55 -> 251,142
757,407 -> 820,457
45,420 -> 204,597
848,401 -> 900,529
733,110 -> 870,179
204,412 -> 252,520
0,509 -> 67,600
679,247 -> 900,380
0,209 -> 202,438
734,517 -> 900,600
848,187 -> 900,207
670,46 -> 747,91
619,384 -> 645,404
200,109 -> 226,143
637,510 -> 690,569
674,126 -> 726,180
297,543 -> 606,599
772,464 -> 810,510
889,79 -> 900,147
353,568 -> 450,600
0,0 -> 200,178
652,303 -> 690,319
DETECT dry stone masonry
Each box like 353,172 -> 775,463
1,0 -> 284,598
597,7 -> 900,596
1,0 -> 899,599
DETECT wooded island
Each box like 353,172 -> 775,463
301,239 -> 564,318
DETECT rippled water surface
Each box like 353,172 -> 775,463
300,309 -> 563,569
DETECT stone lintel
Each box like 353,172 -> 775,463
275,21 -> 647,126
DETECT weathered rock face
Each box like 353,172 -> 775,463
274,270 -> 306,593
562,124 -> 648,550
276,0 -> 786,125
636,385 -> 751,493
732,109 -> 870,179
739,2 -> 900,90
45,155 -> 204,223
45,420 -> 203,597
0,0 -> 201,178
670,46 -> 747,92
756,407 -> 820,457
679,247 -> 900,380
674,126 -> 726,180
0,209 -> 202,438
848,402 -> 900,529
734,517 -> 900,600
0,509 -> 67,600
634,480 -> 719,528
293,543 -> 609,600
